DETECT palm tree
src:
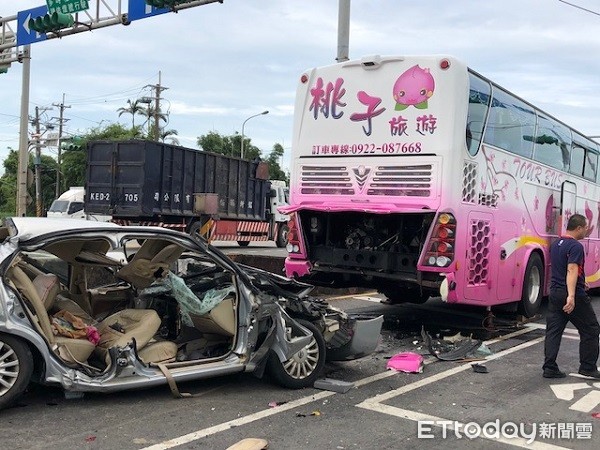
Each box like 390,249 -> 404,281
117,99 -> 144,129
160,129 -> 179,145
143,105 -> 169,141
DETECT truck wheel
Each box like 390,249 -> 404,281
0,335 -> 33,410
237,241 -> 250,247
267,319 -> 326,389
518,253 -> 543,318
275,224 -> 289,248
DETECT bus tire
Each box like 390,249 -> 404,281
275,224 -> 289,248
237,241 -> 250,247
518,253 -> 543,318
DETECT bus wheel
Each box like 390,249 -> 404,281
381,288 -> 430,305
237,241 -> 250,247
518,253 -> 543,318
275,224 -> 289,248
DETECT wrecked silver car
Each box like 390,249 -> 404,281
0,218 -> 382,409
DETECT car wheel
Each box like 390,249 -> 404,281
0,334 -> 33,410
518,253 -> 543,318
267,319 -> 326,389
275,224 -> 289,248
237,241 -> 250,247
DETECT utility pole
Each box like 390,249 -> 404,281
336,0 -> 351,62
32,106 -> 53,217
53,94 -> 70,198
16,45 -> 31,217
146,71 -> 168,141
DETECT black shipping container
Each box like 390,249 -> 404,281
85,140 -> 270,222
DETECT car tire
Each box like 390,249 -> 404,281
0,334 -> 33,410
518,253 -> 543,318
275,224 -> 289,248
267,319 -> 326,389
237,241 -> 250,247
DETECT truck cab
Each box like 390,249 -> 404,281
269,180 -> 290,224
47,187 -> 85,219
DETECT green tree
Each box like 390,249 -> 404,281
0,149 -> 19,215
117,99 -> 145,132
160,129 -> 179,145
60,123 -> 139,190
143,106 -> 168,140
197,131 -> 261,160
267,143 -> 287,182
0,149 -> 57,216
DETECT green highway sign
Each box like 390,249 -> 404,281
46,0 -> 90,15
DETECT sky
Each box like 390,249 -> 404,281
2,0 -> 600,175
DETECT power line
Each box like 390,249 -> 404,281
558,0 -> 600,16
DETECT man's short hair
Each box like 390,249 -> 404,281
566,213 -> 587,230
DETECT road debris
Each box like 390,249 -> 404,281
421,327 -> 492,361
471,363 -> 489,373
226,438 -> 269,450
386,352 -> 424,373
314,378 -> 354,393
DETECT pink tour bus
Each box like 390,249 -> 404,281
282,55 -> 600,317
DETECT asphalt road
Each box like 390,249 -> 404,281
2,294 -> 599,450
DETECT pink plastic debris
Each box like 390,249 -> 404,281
386,352 -> 424,373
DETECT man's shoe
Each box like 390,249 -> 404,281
578,369 -> 600,379
543,369 -> 566,378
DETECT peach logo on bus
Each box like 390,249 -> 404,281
393,65 -> 435,111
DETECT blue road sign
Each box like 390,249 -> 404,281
17,5 -> 49,46
128,0 -> 170,22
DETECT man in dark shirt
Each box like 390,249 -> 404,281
543,213 -> 600,378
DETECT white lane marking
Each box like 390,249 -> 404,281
569,389 -> 600,412
525,322 -> 579,335
142,391 -> 336,450
357,335 -> 545,406
550,383 -> 591,401
328,291 -> 378,301
144,324 -> 543,449
362,404 -> 570,450
354,295 -> 385,303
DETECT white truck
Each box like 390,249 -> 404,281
47,187 -> 85,219
47,187 -> 110,222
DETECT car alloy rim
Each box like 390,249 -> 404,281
283,336 -> 320,379
0,341 -> 20,396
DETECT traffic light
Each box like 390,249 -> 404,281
145,1 -> 188,8
29,12 -> 74,34
61,136 -> 84,151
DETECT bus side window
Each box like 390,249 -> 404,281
569,144 -> 585,177
466,73 -> 491,156
532,114 -> 571,171
584,148 -> 598,181
483,87 -> 535,159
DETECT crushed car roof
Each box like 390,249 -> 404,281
5,217 -> 121,240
